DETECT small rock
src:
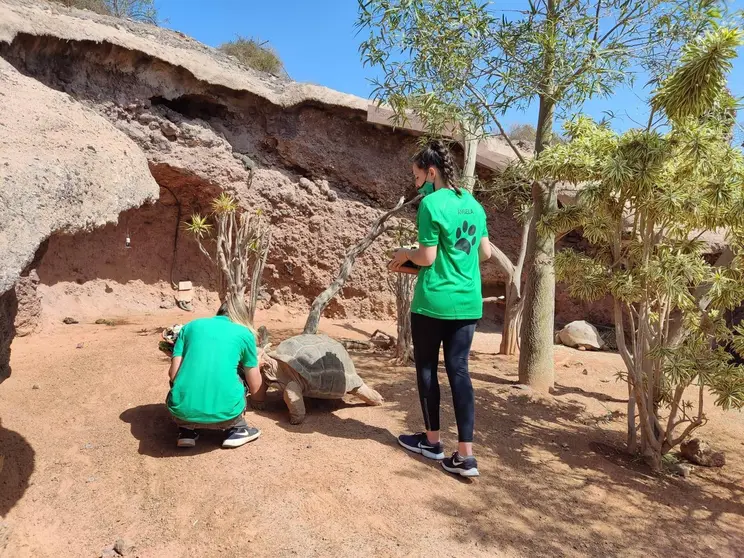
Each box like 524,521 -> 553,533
327,190 -> 338,202
669,462 -> 692,478
62,317 -> 79,325
582,369 -> 589,375
86,476 -> 96,483
160,120 -> 179,138
32,384 -> 39,390
101,545 -> 118,558
680,438 -> 726,467
137,113 -> 157,125
316,179 -> 330,194
299,177 -> 314,190
148,121 -> 160,130
561,443 -> 569,450
76,343 -> 84,349
114,538 -> 135,556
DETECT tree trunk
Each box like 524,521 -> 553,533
392,273 -> 416,364
518,181 -> 557,391
501,289 -> 524,355
518,91 -> 556,392
461,120 -> 479,193
304,196 -> 418,335
627,382 -> 637,453
247,229 -> 271,325
499,210 -> 531,355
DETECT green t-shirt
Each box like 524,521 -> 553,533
167,315 -> 257,424
411,188 -> 488,320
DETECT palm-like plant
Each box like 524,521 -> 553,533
185,193 -> 271,327
531,27 -> 744,469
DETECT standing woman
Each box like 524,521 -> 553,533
389,140 -> 491,477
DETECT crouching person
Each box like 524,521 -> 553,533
166,302 -> 263,449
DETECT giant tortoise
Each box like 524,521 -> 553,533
252,332 -> 384,424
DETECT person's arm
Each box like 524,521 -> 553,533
478,206 -> 491,262
241,332 -> 265,400
478,237 -> 492,262
168,356 -> 182,382
168,325 -> 186,385
390,201 -> 438,270
391,245 -> 437,269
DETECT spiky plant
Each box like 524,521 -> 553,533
185,194 -> 271,327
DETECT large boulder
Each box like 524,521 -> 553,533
0,57 -> 158,382
555,320 -> 605,351
680,438 -> 726,468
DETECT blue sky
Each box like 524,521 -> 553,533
155,0 -> 743,134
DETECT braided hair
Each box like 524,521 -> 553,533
412,140 -> 461,195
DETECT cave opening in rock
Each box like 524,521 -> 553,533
24,166 -> 227,324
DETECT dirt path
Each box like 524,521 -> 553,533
1,309 -> 743,557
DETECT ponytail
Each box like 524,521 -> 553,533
412,140 -> 462,195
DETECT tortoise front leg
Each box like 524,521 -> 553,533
351,382 -> 384,406
283,381 -> 306,425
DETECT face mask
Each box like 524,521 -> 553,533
418,181 -> 434,196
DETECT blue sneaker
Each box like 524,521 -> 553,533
222,426 -> 261,448
442,451 -> 479,477
397,432 -> 445,460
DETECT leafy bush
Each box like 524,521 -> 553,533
218,36 -> 284,75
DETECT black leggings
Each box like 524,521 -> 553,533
411,313 -> 477,443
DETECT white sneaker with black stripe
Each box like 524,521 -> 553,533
442,451 -> 479,477
397,432 -> 445,460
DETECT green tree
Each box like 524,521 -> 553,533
358,0 -> 720,391
218,36 -> 285,75
530,27 -> 744,469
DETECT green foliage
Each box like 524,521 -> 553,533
212,193 -> 238,214
218,36 -> 284,75
185,214 -> 212,239
652,28 -> 743,123
358,0 -> 721,140
536,27 -> 744,460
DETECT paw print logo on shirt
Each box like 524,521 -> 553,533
455,221 -> 477,255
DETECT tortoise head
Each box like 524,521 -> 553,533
258,342 -> 280,384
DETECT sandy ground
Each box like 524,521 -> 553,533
1,307 -> 744,557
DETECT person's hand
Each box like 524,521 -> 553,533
388,248 -> 411,272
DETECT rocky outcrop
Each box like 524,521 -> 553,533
0,0 -> 608,361
0,56 -> 159,294
0,0 -> 529,324
13,270 -> 41,337
0,52 -> 158,381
